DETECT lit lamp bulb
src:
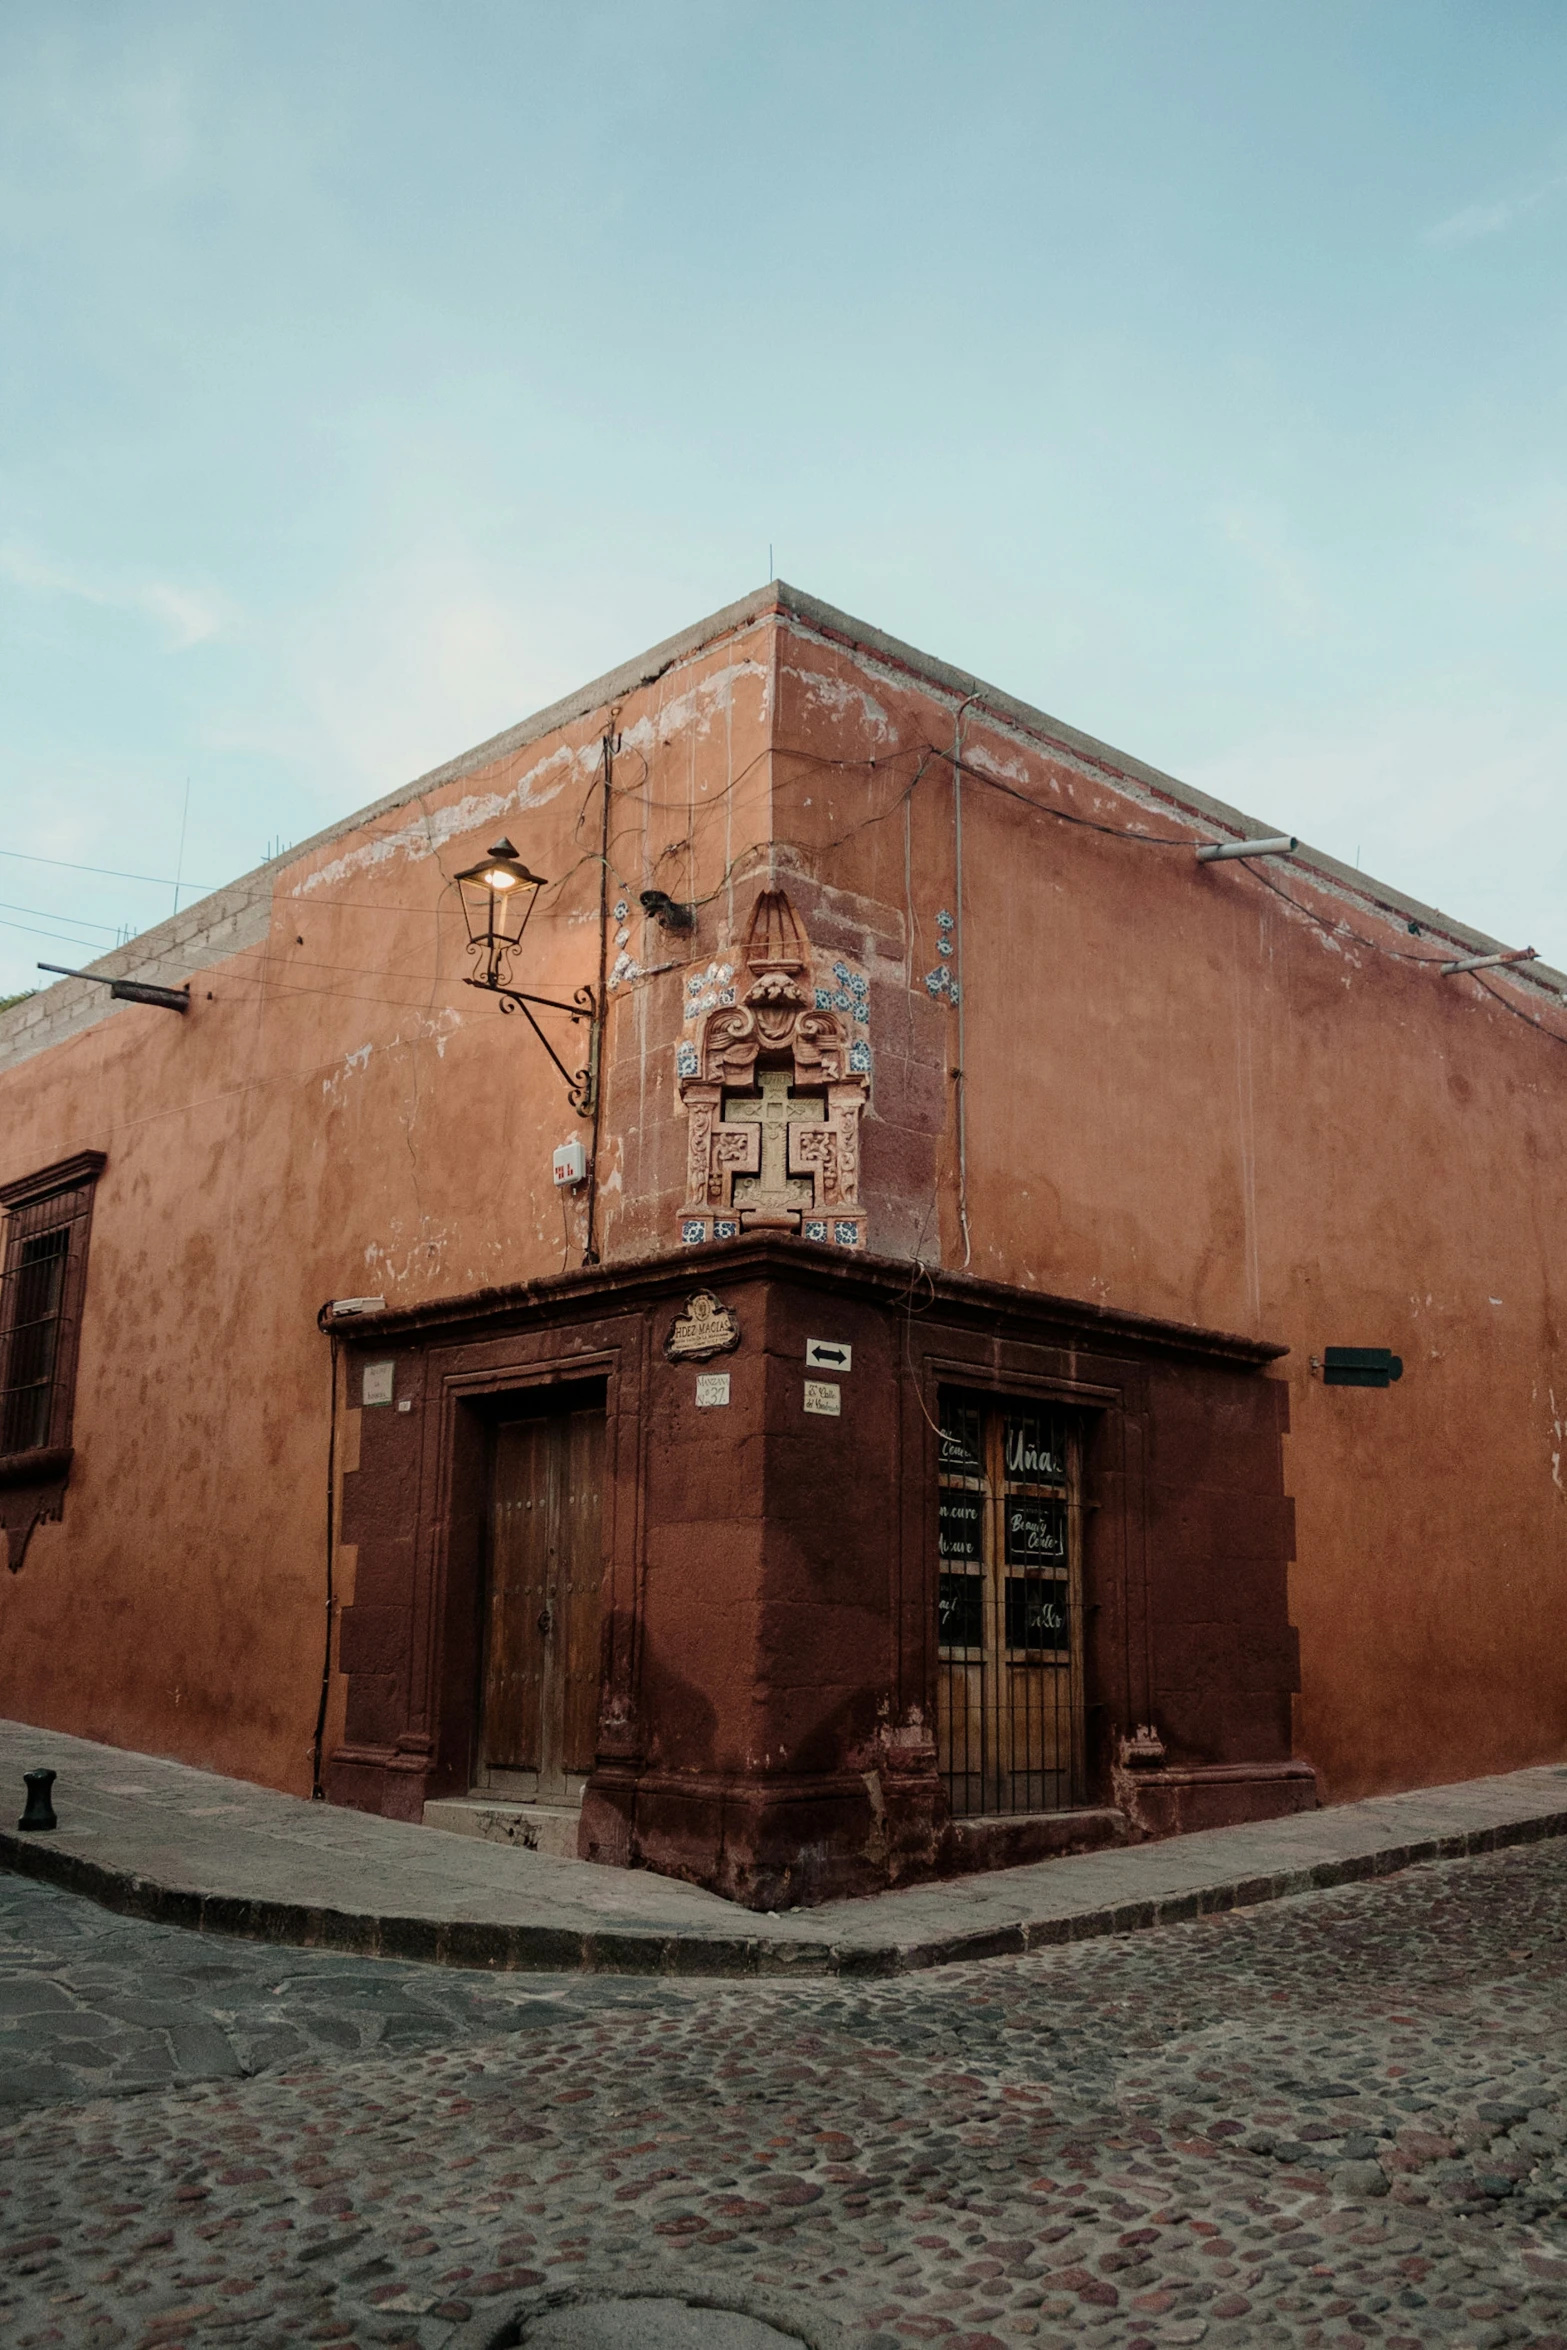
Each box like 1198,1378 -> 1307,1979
454,838 -> 548,988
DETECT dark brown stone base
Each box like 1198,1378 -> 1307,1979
1117,1759 -> 1320,1838
582,1766 -> 948,1910
324,1746 -> 432,1824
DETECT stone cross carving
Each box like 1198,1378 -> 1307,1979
677,889 -> 869,1250
723,1067 -> 825,1228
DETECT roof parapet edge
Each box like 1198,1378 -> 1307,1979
3,576 -> 1563,1064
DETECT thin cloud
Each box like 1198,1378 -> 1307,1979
0,540 -> 224,649
1211,500 -> 1324,632
1427,171 -> 1567,247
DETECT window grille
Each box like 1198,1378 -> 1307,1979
0,1152 -> 106,1464
936,1389 -> 1086,1817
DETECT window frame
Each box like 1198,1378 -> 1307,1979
934,1385 -> 1088,1818
0,1150 -> 106,1477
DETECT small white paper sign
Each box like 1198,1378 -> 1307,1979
805,1338 -> 852,1373
696,1372 -> 731,1408
803,1379 -> 841,1417
362,1360 -> 395,1407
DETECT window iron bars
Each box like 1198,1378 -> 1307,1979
935,1393 -> 1086,1819
0,1182 -> 95,1458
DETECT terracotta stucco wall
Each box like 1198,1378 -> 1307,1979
0,618 -> 781,1788
751,619 -> 1567,1801
1,588 -> 1562,1809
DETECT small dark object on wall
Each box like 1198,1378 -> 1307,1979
640,889 -> 695,931
18,1768 -> 57,1831
1323,1347 -> 1404,1389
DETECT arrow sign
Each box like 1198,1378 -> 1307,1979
805,1339 -> 852,1372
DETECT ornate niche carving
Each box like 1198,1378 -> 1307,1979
676,890 -> 869,1250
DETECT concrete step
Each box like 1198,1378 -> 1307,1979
944,1804 -> 1129,1875
422,1795 -> 582,1860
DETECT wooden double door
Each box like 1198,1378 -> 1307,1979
476,1398 -> 605,1800
935,1392 -> 1086,1817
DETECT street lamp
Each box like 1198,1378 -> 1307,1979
454,839 -> 599,1113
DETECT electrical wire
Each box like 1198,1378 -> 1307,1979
11,716 -> 1562,1051
1473,970 -> 1567,1054
924,740 -> 1567,1019
0,913 -> 135,949
0,846 -> 218,889
943,749 -> 1194,848
1232,856 -> 1567,1050
0,898 -> 119,933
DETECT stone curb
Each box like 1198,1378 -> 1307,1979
4,1799 -> 1567,1978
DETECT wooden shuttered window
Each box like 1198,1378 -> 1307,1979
0,1151 -> 106,1469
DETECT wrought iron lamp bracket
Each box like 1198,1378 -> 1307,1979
467,977 -> 600,1114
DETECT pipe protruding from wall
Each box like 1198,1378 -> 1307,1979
1440,946 -> 1537,976
1195,835 -> 1298,863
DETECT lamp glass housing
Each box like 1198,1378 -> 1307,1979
455,838 -> 547,989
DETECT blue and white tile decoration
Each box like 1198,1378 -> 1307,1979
803,1220 -> 828,1243
936,909 -> 955,933
925,967 -> 960,1006
681,1219 -> 706,1245
614,900 -> 629,922
815,988 -> 833,1011
676,1041 -> 700,1078
714,1219 -> 738,1240
834,1220 -> 861,1247
848,1040 -> 872,1074
682,963 -> 737,1025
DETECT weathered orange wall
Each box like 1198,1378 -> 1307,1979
2,587 -> 1563,1808
0,622 -> 780,1790
750,619 -> 1567,1802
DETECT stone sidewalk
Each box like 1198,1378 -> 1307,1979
1,1716 -> 1564,1978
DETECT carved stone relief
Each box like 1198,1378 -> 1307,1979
677,890 -> 869,1250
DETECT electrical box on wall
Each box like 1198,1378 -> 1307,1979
552,1140 -> 588,1188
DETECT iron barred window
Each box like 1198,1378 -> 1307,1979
0,1151 -> 106,1465
936,1388 -> 1086,1819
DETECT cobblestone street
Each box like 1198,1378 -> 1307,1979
3,1836 -> 1567,2350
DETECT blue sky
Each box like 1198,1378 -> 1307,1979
2,2 -> 1565,994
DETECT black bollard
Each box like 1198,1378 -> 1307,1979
18,1769 -> 57,1832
